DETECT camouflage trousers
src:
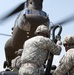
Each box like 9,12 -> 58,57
19,63 -> 44,75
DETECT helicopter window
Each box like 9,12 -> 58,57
25,9 -> 30,14
31,10 -> 39,14
15,11 -> 31,31
40,11 -> 47,16
25,9 -> 47,17
21,21 -> 31,31
17,18 -> 31,31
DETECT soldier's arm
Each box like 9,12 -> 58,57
46,38 -> 62,55
53,51 -> 73,75
11,56 -> 20,68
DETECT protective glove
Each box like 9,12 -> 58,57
56,35 -> 62,45
56,40 -> 62,46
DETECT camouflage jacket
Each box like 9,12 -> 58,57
53,48 -> 74,75
21,36 -> 61,67
11,56 -> 21,69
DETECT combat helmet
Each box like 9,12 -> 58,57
35,25 -> 49,36
63,35 -> 74,46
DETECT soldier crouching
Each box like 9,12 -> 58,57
11,49 -> 23,71
53,35 -> 74,75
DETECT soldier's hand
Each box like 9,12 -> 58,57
55,35 -> 62,45
56,40 -> 62,46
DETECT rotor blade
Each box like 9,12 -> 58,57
0,33 -> 11,37
55,15 -> 74,25
0,2 -> 25,20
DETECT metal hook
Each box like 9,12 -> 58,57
52,25 -> 62,43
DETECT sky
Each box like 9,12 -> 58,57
0,0 -> 74,71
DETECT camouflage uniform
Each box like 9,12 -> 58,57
53,35 -> 74,75
19,25 -> 61,75
11,49 -> 23,71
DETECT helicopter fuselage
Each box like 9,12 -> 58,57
5,8 -> 49,66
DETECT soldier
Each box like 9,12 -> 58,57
19,25 -> 62,75
53,35 -> 74,75
11,49 -> 23,71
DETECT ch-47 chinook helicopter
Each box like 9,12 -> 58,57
0,0 -> 74,74
1,0 -> 50,69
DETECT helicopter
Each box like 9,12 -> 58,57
0,0 -> 74,72
1,0 -> 50,69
